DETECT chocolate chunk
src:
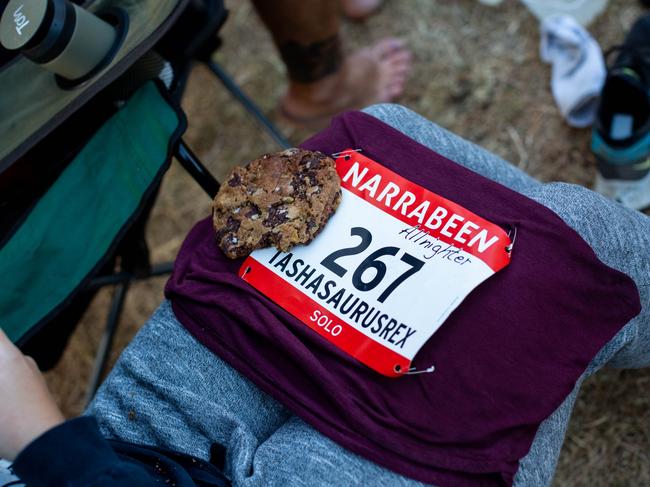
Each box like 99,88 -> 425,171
264,204 -> 289,227
245,205 -> 261,218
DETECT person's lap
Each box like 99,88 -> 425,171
88,104 -> 649,486
88,300 -> 427,486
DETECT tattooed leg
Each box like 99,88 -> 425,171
279,35 -> 343,84
251,0 -> 412,128
341,0 -> 383,21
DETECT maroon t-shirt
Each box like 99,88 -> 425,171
165,112 -> 640,486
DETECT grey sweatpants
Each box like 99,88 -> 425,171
88,104 -> 650,486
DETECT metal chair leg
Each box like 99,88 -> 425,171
175,139 -> 221,198
205,60 -> 291,149
87,261 -> 175,290
84,281 -> 130,406
82,261 -> 175,406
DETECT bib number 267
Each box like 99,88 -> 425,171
320,227 -> 424,304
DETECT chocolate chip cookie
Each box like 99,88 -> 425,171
213,148 -> 342,259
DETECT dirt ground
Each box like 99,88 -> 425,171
44,0 -> 649,485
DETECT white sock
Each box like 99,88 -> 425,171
522,0 -> 609,27
540,15 -> 606,128
0,458 -> 20,485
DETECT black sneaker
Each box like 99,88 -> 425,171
591,13 -> 650,210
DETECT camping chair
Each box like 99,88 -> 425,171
0,0 -> 289,402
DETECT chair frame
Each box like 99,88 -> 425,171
1,0 -> 291,402
84,62 -> 292,405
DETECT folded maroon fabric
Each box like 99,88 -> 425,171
165,112 -> 640,486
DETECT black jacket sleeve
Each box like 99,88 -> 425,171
12,416 -> 158,486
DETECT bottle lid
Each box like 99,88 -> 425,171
1,0 -> 51,51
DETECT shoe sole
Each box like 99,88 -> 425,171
594,170 -> 650,210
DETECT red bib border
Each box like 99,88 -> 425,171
241,149 -> 511,377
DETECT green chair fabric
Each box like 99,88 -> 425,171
0,81 -> 183,342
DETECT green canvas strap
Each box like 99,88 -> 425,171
0,81 -> 185,342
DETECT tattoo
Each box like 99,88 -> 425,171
279,35 -> 343,83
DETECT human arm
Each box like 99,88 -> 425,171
0,328 -> 156,486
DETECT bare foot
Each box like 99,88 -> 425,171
341,0 -> 383,21
281,38 -> 411,129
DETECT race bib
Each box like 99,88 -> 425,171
240,149 -> 512,377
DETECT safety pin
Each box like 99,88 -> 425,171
398,364 -> 436,375
505,226 -> 517,253
331,148 -> 363,159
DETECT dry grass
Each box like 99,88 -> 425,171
44,0 -> 649,485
